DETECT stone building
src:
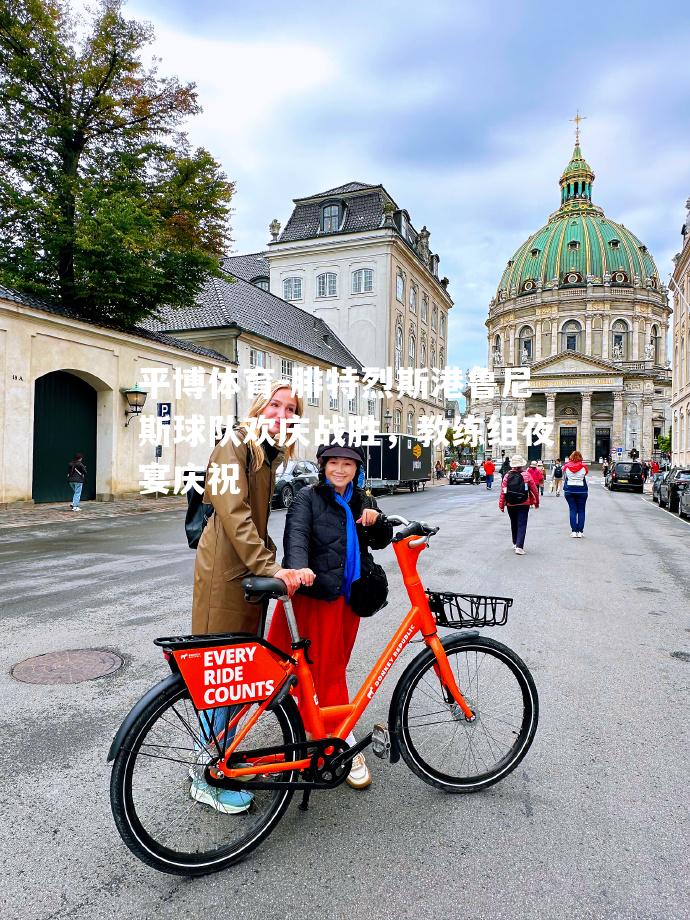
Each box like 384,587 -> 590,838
671,198 -> 690,465
260,181 -> 454,439
473,138 -> 671,463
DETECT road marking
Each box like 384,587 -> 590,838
640,495 -> 690,529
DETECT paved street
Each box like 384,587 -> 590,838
2,481 -> 689,920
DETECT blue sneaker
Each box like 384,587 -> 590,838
190,775 -> 252,814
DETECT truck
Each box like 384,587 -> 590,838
362,433 -> 433,494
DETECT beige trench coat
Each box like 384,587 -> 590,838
191,439 -> 284,635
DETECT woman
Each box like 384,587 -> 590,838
563,450 -> 589,538
190,381 -> 305,814
551,459 -> 564,496
498,454 -> 539,555
267,435 -> 393,790
67,452 -> 87,511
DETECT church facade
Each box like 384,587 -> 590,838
473,137 -> 671,463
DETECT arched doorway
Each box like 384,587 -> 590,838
32,371 -> 97,503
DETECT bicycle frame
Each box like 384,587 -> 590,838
213,534 -> 474,782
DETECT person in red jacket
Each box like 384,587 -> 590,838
498,455 -> 539,555
483,458 -> 496,490
528,460 -> 544,496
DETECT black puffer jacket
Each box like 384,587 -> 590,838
283,483 -> 393,601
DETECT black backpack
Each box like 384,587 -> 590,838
185,443 -> 253,549
504,470 -> 528,506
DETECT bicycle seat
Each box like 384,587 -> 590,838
242,576 -> 288,601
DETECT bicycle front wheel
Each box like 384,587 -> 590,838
395,635 -> 538,792
110,677 -> 304,876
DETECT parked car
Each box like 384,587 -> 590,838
658,467 -> 690,513
272,459 -> 319,509
651,471 -> 669,503
449,464 -> 486,484
678,482 -> 690,519
605,461 -> 645,493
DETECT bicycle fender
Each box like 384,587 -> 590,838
107,673 -> 182,762
387,631 -> 480,764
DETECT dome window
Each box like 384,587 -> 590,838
530,248 -> 540,257
522,279 -> 536,292
609,239 -> 621,249
612,271 -> 628,284
564,271 -> 583,284
639,245 -> 648,253
567,240 -> 580,250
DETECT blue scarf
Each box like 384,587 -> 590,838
327,479 -> 361,601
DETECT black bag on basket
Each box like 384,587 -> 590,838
349,553 -> 389,618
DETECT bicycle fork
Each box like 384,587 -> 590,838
426,635 -> 476,721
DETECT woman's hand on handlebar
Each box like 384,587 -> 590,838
357,509 -> 380,527
296,567 -> 316,587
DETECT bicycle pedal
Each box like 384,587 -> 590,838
371,724 -> 390,760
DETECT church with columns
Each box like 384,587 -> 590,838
471,130 -> 672,463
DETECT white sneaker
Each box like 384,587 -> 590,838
515,547 -> 526,555
571,531 -> 578,538
577,532 -> 583,538
73,506 -> 81,512
346,752 -> 372,789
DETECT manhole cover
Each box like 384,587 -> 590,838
670,651 -> 690,664
11,649 -> 123,685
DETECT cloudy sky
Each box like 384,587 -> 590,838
125,0 -> 690,370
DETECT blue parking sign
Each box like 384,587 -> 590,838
157,402 -> 172,425
616,447 -> 623,457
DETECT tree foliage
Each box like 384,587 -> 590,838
0,0 -> 233,325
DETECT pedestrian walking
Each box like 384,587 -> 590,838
551,458 -> 564,495
498,454 -> 539,555
483,458 -> 495,490
601,458 -> 610,479
435,460 -> 443,481
471,462 -> 481,485
563,450 -> 589,538
267,435 -> 393,789
67,453 -> 87,510
528,460 -> 544,497
651,459 -> 660,475
190,380 -> 305,815
537,460 -> 546,496
500,454 -> 511,477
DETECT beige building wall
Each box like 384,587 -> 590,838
0,300 -> 234,505
671,206 -> 690,465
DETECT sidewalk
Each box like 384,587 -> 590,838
0,495 -> 187,530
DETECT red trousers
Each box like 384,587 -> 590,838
266,594 -> 360,706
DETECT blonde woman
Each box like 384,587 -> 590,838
190,381 -> 305,814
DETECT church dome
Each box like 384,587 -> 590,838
496,142 -> 661,298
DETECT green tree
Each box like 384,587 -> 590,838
0,0 -> 233,326
657,430 -> 671,454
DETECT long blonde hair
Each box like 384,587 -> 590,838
239,380 -> 303,472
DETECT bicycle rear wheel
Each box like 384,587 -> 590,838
110,676 -> 304,875
394,635 -> 538,792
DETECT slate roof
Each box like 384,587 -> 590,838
0,283 -> 230,363
143,272 -> 362,370
297,182 -> 382,201
222,252 -> 269,282
278,189 -> 388,243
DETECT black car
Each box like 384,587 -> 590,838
651,471 -> 669,503
658,467 -> 690,513
605,461 -> 645,493
272,459 -> 319,509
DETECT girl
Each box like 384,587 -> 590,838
563,450 -> 589,538
267,436 -> 393,790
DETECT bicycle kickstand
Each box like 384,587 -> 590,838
299,788 -> 312,812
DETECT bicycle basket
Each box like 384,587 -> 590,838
425,590 -> 512,628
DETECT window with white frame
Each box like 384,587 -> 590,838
421,293 -> 429,323
368,397 -> 377,416
329,393 -> 339,410
283,277 -> 302,301
308,394 -> 320,407
352,268 -> 374,294
409,284 -> 417,313
408,333 -> 416,366
348,392 -> 358,414
395,324 -> 403,377
440,313 -> 446,337
280,358 -> 294,380
250,348 -> 269,368
431,303 -> 438,330
406,410 -> 414,434
316,272 -> 337,298
321,203 -> 341,232
420,340 -> 427,368
252,276 -> 270,291
394,409 -> 402,433
396,270 -> 405,302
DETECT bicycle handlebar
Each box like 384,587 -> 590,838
386,514 -> 440,542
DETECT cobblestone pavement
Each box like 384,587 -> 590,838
0,495 -> 188,529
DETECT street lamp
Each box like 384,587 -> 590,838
120,385 -> 148,427
384,409 -> 392,433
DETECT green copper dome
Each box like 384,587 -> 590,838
497,142 -> 661,298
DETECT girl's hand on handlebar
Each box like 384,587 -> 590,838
274,568 -> 302,596
296,567 -> 316,587
357,509 -> 380,527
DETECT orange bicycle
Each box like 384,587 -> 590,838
109,515 -> 538,875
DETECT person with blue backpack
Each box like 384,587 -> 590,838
498,454 -> 540,555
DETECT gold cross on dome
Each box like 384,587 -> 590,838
570,110 -> 587,144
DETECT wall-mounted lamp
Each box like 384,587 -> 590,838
120,385 -> 148,426
384,409 -> 393,433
